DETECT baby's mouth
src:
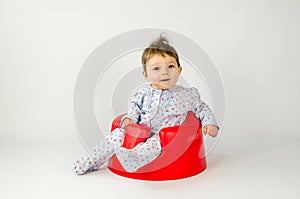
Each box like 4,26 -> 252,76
160,79 -> 170,82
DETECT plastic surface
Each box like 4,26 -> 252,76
108,112 -> 206,181
122,123 -> 152,149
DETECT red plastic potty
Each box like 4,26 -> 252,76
108,112 -> 207,181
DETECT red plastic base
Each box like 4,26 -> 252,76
108,112 -> 206,181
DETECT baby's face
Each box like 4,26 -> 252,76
143,54 -> 182,90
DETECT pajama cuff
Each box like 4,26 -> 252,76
202,122 -> 219,130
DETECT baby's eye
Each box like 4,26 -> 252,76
153,67 -> 160,70
168,65 -> 175,68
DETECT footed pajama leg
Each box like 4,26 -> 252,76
116,134 -> 162,172
72,128 -> 125,175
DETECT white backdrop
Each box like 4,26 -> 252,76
1,0 -> 299,199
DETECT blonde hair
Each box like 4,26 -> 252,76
141,34 -> 180,71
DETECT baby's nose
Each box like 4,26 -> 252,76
162,67 -> 169,75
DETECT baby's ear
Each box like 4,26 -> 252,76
142,71 -> 148,80
178,66 -> 182,74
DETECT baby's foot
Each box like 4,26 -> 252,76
72,156 -> 101,175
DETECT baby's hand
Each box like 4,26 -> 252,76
203,125 -> 218,137
121,118 -> 133,128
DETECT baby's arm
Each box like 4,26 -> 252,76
191,87 -> 219,137
120,89 -> 144,128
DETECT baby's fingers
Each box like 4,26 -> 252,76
203,127 -> 208,135
121,120 -> 128,128
209,129 -> 218,137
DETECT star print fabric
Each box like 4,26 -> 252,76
72,128 -> 125,175
123,84 -> 218,132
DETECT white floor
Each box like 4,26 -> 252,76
1,133 -> 299,199
1,1 -> 299,198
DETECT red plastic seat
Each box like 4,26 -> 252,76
108,112 -> 206,181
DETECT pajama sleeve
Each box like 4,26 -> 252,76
191,87 -> 219,129
120,89 -> 144,125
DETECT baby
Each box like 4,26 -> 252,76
72,35 -> 218,175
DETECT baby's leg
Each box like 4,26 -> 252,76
72,128 -> 125,175
116,134 -> 162,172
